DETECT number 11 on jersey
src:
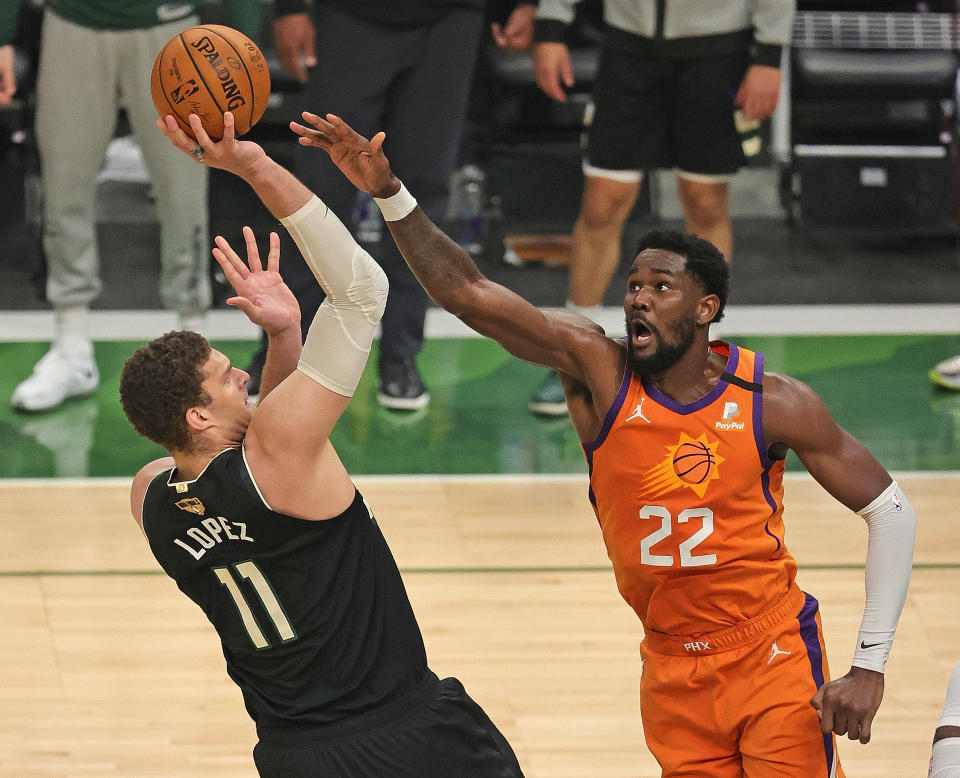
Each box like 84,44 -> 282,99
213,561 -> 298,649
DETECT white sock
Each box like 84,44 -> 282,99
54,306 -> 92,356
564,300 -> 603,324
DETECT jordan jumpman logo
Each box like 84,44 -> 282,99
626,397 -> 651,423
768,641 -> 792,664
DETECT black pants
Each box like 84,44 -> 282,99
253,673 -> 524,777
281,5 -> 483,365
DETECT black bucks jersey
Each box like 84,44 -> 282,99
141,447 -> 428,730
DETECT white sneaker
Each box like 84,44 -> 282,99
177,311 -> 206,333
96,136 -> 150,184
11,347 -> 100,412
930,355 -> 960,391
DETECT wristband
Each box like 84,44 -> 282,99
374,182 -> 417,222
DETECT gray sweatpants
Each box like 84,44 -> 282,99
35,10 -> 211,314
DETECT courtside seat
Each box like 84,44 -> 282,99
783,5 -> 959,236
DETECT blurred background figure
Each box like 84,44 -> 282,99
518,0 -> 794,416
254,0 -> 484,411
4,0 -> 260,413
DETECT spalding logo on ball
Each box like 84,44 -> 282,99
151,24 -> 271,140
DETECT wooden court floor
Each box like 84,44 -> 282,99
1,473 -> 957,777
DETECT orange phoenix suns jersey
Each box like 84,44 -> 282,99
584,341 -> 798,637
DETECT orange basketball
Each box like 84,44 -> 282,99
150,24 -> 270,141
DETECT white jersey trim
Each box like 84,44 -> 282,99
241,444 -> 274,512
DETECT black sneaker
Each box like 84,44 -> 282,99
243,339 -> 267,399
378,358 -> 430,410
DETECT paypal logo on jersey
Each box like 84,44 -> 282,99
714,401 -> 745,431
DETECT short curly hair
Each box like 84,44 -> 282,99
634,229 -> 730,323
119,331 -> 212,452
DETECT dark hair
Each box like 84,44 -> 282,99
119,331 -> 212,452
634,229 -> 729,323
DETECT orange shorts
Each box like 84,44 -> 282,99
639,585 -> 844,777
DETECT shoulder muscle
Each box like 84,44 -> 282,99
130,457 -> 175,531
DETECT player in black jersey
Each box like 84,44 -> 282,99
118,111 -> 524,778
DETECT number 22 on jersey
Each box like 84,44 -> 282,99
639,505 -> 717,568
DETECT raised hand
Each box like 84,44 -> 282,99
212,226 -> 300,336
290,112 -> 399,198
156,111 -> 267,177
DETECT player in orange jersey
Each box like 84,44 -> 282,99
299,113 -> 918,777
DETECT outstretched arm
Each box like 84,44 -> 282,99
291,112 -> 616,384
764,373 -> 916,745
157,111 -> 386,520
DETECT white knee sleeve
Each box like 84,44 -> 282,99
280,196 -> 389,396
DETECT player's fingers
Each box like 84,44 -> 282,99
325,113 -> 360,141
858,714 -> 873,744
302,111 -> 335,134
242,226 -> 263,273
222,111 -> 236,143
266,231 -> 281,274
211,248 -> 245,291
491,23 -> 507,48
225,297 -> 256,318
289,121 -> 329,148
159,115 -> 193,152
817,700 -> 834,734
809,688 -> 823,713
845,718 -> 860,741
213,235 -> 250,277
830,711 -> 848,738
188,113 -> 215,150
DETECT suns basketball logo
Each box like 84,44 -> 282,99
639,432 -> 724,499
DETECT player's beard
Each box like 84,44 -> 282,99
626,314 -> 697,376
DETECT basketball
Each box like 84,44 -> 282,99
150,24 -> 270,141
672,440 -> 715,484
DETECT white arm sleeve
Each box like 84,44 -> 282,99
851,480 -> 916,673
280,196 -> 388,396
939,662 -> 960,728
930,739 -> 960,778
931,664 -> 960,777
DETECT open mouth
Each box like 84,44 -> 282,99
630,319 -> 655,349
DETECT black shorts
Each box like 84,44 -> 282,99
587,40 -> 749,176
253,672 -> 524,777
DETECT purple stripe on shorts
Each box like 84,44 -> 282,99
797,592 -> 834,777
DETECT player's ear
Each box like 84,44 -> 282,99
696,294 -> 720,325
185,405 -> 213,434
